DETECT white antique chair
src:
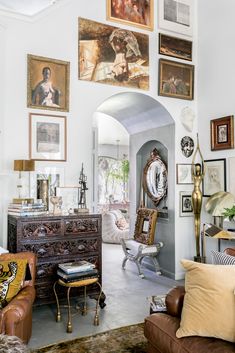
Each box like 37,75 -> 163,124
121,208 -> 163,278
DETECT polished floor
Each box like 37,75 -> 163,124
28,244 -> 184,349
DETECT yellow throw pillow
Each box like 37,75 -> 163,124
176,260 -> 235,343
0,259 -> 28,308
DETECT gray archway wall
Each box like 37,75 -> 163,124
97,92 -> 176,279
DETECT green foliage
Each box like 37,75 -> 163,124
222,205 -> 235,221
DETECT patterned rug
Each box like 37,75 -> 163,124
31,323 -> 147,353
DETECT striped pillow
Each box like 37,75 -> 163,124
211,250 -> 235,265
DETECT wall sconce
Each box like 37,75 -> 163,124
13,159 -> 35,203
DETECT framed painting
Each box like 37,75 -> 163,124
176,163 -> 193,184
56,186 -> 80,212
107,0 -> 153,31
228,157 -> 235,197
159,33 -> 192,61
210,115 -> 234,151
158,0 -> 193,37
27,54 -> 70,112
179,191 -> 193,217
78,17 -> 149,90
29,113 -> 67,161
202,159 -> 226,197
159,59 -> 194,100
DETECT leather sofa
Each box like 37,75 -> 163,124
0,252 -> 36,343
144,248 -> 235,353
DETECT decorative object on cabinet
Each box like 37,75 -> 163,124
13,159 -> 35,203
7,213 -> 106,308
210,115 -> 234,151
202,159 -> 226,197
56,187 -> 79,214
142,148 -> 167,207
180,106 -> 195,132
75,163 -> 89,214
50,196 -> 63,215
106,0 -> 153,31
78,18 -> 149,90
176,163 -> 193,184
159,33 -> 192,61
179,191 -> 193,217
159,59 -> 194,100
37,179 -> 49,210
27,54 -> 70,112
29,113 -> 67,161
158,0 -> 193,37
180,136 -> 194,157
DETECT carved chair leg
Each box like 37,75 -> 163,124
151,256 -> 161,275
122,256 -> 129,269
134,258 -> 144,278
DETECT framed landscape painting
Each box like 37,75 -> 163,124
210,115 -> 234,151
27,54 -> 70,112
107,0 -> 153,31
78,17 -> 149,90
159,33 -> 192,61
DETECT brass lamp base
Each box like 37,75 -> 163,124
194,256 -> 206,263
74,208 -> 89,214
12,198 -> 34,204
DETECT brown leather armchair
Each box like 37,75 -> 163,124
0,252 -> 36,343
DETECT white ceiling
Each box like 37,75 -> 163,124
0,0 -> 60,16
95,113 -> 129,146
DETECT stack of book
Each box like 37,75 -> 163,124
8,202 -> 47,216
57,260 -> 98,283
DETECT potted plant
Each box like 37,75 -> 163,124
222,205 -> 235,221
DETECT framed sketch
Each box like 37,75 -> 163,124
106,0 -> 153,31
179,191 -> 193,217
159,33 -> 192,61
27,54 -> 70,112
176,164 -> 193,184
158,0 -> 193,37
159,59 -> 194,100
202,159 -> 226,197
210,115 -> 234,151
29,113 -> 67,161
228,157 -> 235,197
78,18 -> 149,90
56,186 -> 80,212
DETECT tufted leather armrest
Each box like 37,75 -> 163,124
224,248 -> 235,256
165,286 -> 185,317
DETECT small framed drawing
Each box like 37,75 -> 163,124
29,113 -> 67,161
159,33 -> 192,61
159,59 -> 194,100
210,115 -> 234,151
27,54 -> 70,112
228,157 -> 235,197
180,191 -> 193,217
56,186 -> 80,212
158,0 -> 193,37
176,164 -> 193,184
202,159 -> 226,197
106,0 -> 153,31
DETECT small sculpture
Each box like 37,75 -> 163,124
50,196 -> 62,215
76,163 -> 89,213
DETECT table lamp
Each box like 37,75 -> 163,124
13,159 -> 35,204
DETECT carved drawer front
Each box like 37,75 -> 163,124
20,220 -> 62,239
64,218 -> 100,235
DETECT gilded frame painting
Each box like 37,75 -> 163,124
27,54 -> 70,112
210,115 -> 234,151
78,17 -> 149,90
107,0 -> 154,31
159,33 -> 192,61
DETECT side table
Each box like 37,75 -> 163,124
53,277 -> 102,333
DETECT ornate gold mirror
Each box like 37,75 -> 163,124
142,148 -> 167,206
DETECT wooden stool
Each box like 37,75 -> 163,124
53,277 -> 102,333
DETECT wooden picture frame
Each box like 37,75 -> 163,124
159,59 -> 194,100
176,164 -> 193,184
202,159 -> 226,197
158,0 -> 193,37
179,191 -> 193,217
159,33 -> 192,61
107,0 -> 153,31
210,115 -> 234,151
29,113 -> 67,161
27,54 -> 70,112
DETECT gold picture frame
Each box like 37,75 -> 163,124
210,115 -> 234,151
107,0 -> 153,31
27,54 -> 70,112
159,33 -> 192,61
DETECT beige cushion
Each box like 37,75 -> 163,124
176,259 -> 235,343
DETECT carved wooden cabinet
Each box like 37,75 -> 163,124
8,214 -> 105,306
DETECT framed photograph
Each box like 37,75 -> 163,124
210,115 -> 234,151
202,159 -> 226,197
159,59 -> 194,100
159,33 -> 192,61
29,113 -> 67,161
79,18 -> 149,90
179,191 -> 193,217
56,186 -> 80,212
176,164 -> 193,184
106,0 -> 153,31
228,157 -> 235,197
158,0 -> 193,37
27,54 -> 70,112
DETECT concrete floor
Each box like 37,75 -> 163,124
28,243 -> 184,349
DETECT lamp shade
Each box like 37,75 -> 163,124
14,160 -> 35,172
205,191 -> 235,216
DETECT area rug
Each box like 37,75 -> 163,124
31,323 -> 147,353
